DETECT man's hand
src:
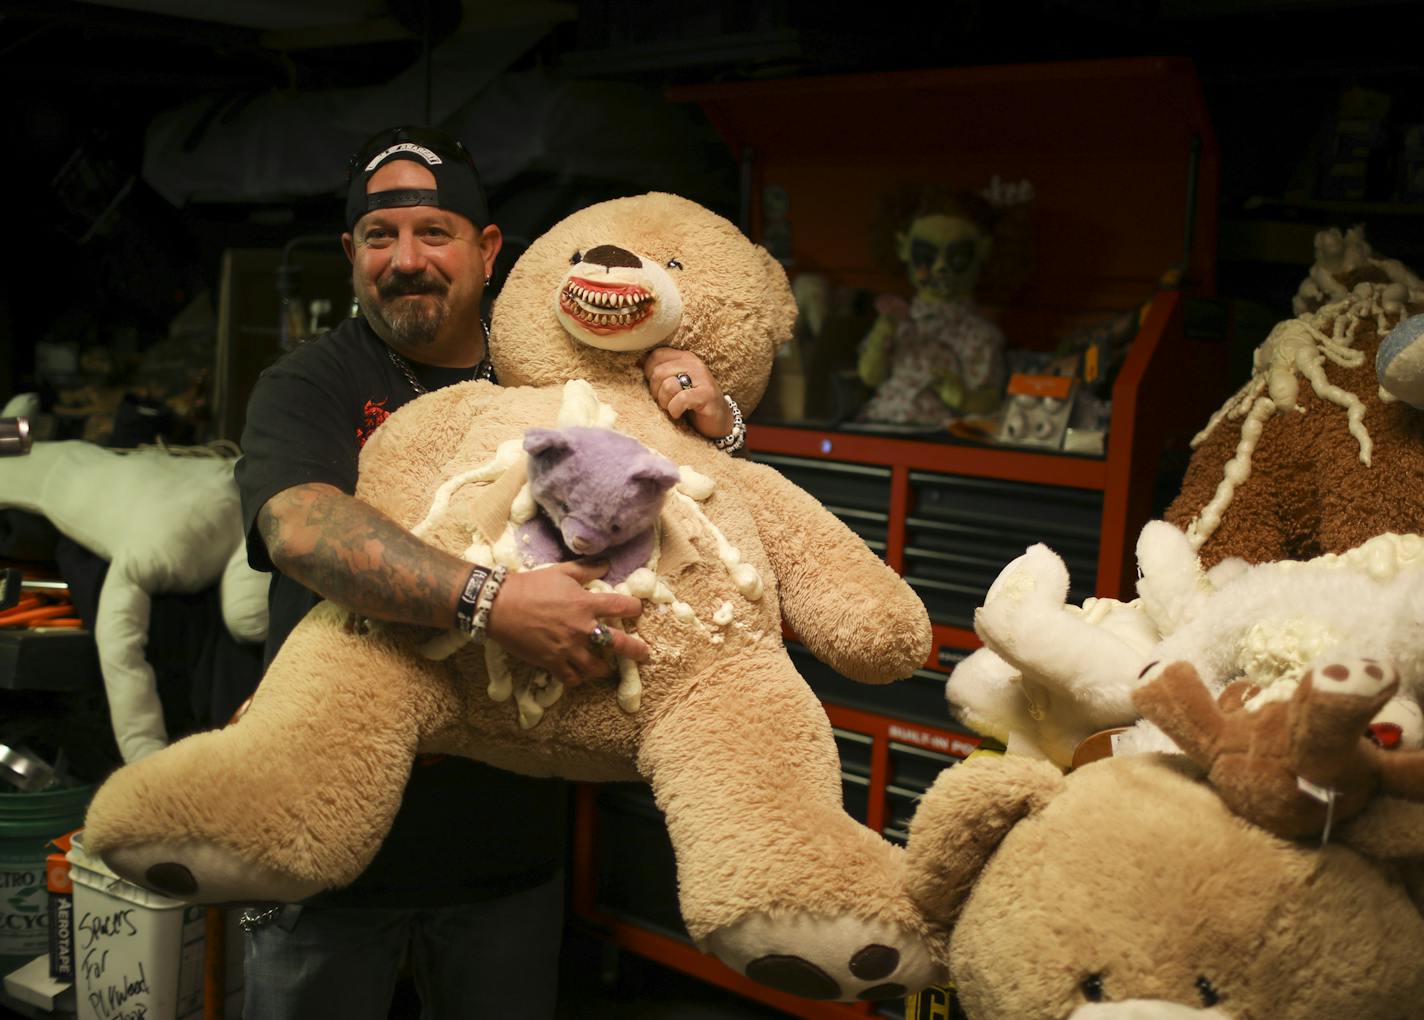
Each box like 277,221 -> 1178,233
642,347 -> 733,440
485,560 -> 649,688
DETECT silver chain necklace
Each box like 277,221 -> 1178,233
385,320 -> 494,396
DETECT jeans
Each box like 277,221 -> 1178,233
241,872 -> 564,1020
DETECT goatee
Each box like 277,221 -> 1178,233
363,273 -> 448,347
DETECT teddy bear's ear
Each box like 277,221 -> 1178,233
523,428 -> 572,462
1339,796 -> 1424,866
630,454 -> 680,493
904,754 -> 1065,925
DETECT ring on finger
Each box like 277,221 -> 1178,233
676,372 -> 694,390
588,622 -> 615,648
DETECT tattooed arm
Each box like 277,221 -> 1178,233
256,482 -> 648,686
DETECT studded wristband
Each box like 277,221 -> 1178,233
467,564 -> 508,644
455,565 -> 492,637
713,394 -> 746,454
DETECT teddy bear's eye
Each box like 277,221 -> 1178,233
666,258 -> 683,270
1196,976 -> 1220,1007
559,501 -> 570,514
1080,974 -> 1105,1003
570,251 -> 582,265
610,523 -> 621,534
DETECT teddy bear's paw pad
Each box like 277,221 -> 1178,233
1310,659 -> 1397,699
703,913 -> 944,1002
102,841 -> 325,905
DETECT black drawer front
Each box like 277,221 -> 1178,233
750,453 -> 891,554
750,453 -> 892,513
883,741 -> 964,845
790,644 -> 975,731
594,783 -> 687,939
842,772 -> 871,825
905,473 -> 1102,628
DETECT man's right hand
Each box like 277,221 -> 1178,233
485,561 -> 650,688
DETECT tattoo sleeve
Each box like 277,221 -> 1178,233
257,482 -> 465,628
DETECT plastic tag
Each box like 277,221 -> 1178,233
1296,775 -> 1337,846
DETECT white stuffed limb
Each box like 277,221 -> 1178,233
0,441 -> 265,762
956,542 -> 1161,767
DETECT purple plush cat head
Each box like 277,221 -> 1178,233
523,426 -> 680,556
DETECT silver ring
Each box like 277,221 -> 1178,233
588,623 -> 614,649
676,372 -> 694,390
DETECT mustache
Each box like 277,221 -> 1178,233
378,273 -> 448,300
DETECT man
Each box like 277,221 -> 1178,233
234,125 -> 743,1019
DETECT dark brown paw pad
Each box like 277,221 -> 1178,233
145,862 -> 197,897
746,955 -> 841,1000
850,943 -> 900,980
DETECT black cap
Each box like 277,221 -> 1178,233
344,125 -> 490,233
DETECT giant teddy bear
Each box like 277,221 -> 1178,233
82,193 -> 948,1002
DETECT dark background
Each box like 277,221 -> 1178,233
3,0 -> 1424,421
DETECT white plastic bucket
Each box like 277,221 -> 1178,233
66,832 -> 239,1020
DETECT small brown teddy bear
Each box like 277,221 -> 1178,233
1165,227 -> 1424,568
1133,658 -> 1424,840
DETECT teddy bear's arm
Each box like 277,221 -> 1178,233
729,459 -> 931,683
1130,661 -> 1227,763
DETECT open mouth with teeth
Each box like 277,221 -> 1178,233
559,278 -> 655,333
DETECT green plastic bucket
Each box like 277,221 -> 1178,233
0,783 -> 92,977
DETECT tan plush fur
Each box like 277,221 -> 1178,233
905,753 -> 1424,1019
83,194 -> 943,1002
1166,263 -> 1424,569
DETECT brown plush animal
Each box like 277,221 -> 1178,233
1165,227 -> 1424,568
1133,658 -> 1424,839
81,193 -> 947,1002
903,750 -> 1424,1019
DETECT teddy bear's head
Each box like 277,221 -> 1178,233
489,192 -> 796,412
522,425 -> 679,557
905,753 -> 1424,1019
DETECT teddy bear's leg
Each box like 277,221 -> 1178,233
83,603 -> 450,904
637,649 -> 948,1002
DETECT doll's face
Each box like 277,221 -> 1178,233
895,213 -> 990,303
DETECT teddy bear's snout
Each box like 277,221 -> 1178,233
583,244 -> 643,269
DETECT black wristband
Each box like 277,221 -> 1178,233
455,565 -> 492,636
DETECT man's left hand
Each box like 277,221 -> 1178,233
642,348 -> 733,440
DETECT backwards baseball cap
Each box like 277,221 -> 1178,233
344,125 -> 490,233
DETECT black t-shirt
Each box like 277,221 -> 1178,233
235,317 -> 566,907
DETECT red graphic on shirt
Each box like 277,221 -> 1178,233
357,398 -> 391,448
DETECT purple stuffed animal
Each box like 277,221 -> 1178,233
517,426 -> 680,584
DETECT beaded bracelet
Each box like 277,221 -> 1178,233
466,564 -> 508,644
713,394 -> 746,454
454,564 -> 491,637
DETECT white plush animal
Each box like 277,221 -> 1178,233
0,441 -> 268,762
949,520 -> 1424,767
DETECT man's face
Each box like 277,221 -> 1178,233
895,213 -> 990,302
342,159 -> 495,351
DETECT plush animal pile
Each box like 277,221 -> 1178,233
947,520 -> 1424,768
84,193 -> 951,1002
927,228 -> 1424,1017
